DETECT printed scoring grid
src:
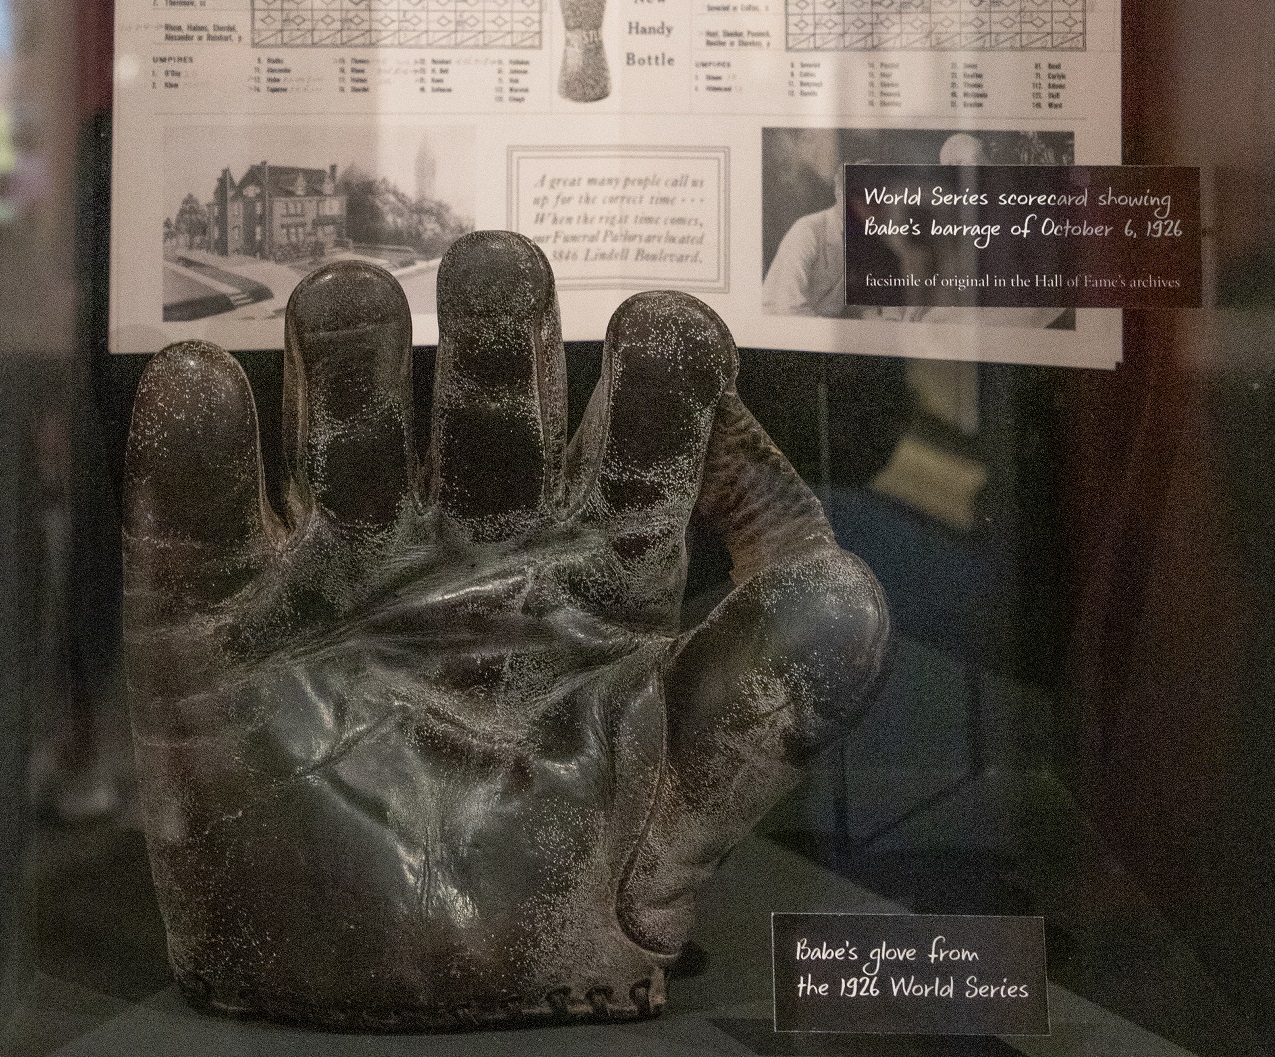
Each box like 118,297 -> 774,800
786,0 -> 1086,51
252,0 -> 542,48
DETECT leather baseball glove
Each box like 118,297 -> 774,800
124,231 -> 889,1030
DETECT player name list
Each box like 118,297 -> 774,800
136,0 -> 1092,118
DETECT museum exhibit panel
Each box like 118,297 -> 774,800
1,0 -> 1274,1053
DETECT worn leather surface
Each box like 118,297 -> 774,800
123,231 -> 890,1030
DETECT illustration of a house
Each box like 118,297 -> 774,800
210,162 -> 347,261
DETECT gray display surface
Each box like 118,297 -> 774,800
43,838 -> 1201,1056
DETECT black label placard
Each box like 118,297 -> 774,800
772,913 -> 1048,1036
843,165 -> 1200,309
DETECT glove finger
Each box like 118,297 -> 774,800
124,341 -> 277,621
618,548 -> 890,954
694,389 -> 839,584
284,261 -> 414,533
565,291 -> 735,628
429,230 -> 566,540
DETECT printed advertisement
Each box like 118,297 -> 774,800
111,0 -> 1122,366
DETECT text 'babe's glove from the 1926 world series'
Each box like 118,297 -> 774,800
124,231 -> 890,1031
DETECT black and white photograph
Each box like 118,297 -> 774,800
162,123 -> 475,323
761,126 -> 1076,328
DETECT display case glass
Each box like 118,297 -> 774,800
1,0 -> 1272,1054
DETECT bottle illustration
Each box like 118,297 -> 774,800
558,0 -> 610,102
